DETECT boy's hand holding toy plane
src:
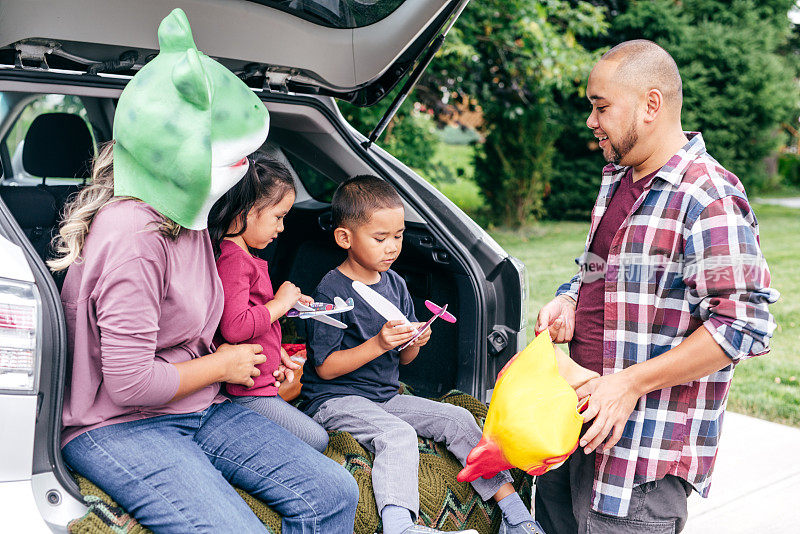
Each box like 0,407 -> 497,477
351,280 -> 456,350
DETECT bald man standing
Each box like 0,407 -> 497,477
534,40 -> 778,533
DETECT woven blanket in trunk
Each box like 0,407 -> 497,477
68,390 -> 532,534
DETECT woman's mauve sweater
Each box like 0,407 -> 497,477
60,200 -> 226,447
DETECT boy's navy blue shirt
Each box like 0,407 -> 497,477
301,268 -> 417,415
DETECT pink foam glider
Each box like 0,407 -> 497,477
398,300 -> 456,350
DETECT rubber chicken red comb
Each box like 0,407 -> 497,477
458,331 -> 587,482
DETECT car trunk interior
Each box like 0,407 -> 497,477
0,3 -> 507,522
0,88 -> 479,488
263,107 -> 477,399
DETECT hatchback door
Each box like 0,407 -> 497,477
0,0 -> 468,106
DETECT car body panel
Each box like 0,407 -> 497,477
0,395 -> 37,481
0,0 -> 466,105
0,480 -> 53,533
0,234 -> 34,282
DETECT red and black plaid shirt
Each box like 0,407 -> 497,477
557,132 -> 779,516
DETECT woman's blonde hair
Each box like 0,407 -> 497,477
48,141 -> 183,272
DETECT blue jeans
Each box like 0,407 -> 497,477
63,401 -> 358,533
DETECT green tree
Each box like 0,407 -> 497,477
338,1 -> 606,226
338,96 -> 439,174
422,0 -> 607,226
619,0 -> 797,190
545,0 -> 799,221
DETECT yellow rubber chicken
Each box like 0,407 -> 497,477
458,331 -> 586,482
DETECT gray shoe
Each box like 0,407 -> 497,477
499,517 -> 546,534
401,525 -> 478,534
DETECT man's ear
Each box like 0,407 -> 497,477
333,227 -> 352,249
643,88 -> 663,123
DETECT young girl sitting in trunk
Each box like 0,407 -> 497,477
208,154 -> 329,452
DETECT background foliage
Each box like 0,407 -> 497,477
341,0 -> 800,225
546,0 -> 800,219
335,2 -> 800,426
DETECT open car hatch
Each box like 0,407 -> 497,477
0,0 -> 469,107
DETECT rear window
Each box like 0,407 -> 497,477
285,151 -> 338,202
248,0 -> 405,28
0,93 -> 96,186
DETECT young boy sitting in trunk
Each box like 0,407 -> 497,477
300,175 -> 544,534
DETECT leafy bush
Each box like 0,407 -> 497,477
543,90 -> 605,221
338,96 -> 438,174
475,103 -> 559,225
421,0 -> 608,227
542,0 -> 799,218
778,153 -> 800,188
614,0 -> 798,192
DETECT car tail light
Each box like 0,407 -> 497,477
0,278 -> 42,392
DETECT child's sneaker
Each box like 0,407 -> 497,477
499,517 -> 546,533
401,526 -> 478,534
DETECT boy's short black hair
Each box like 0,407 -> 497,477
331,175 -> 403,229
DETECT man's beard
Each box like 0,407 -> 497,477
604,122 -> 638,164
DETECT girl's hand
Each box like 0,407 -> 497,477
273,346 -> 302,384
375,320 -> 416,351
213,343 -> 265,388
298,294 -> 314,307
273,281 -> 302,314
409,322 -> 432,348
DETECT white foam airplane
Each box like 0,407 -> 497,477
351,281 -> 456,350
287,297 -> 354,329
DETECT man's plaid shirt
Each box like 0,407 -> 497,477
556,132 -> 779,517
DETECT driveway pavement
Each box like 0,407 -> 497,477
683,411 -> 800,533
754,197 -> 800,208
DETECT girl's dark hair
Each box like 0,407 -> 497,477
208,154 -> 296,257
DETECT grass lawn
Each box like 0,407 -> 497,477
432,142 -> 476,178
419,143 -> 484,216
726,203 -> 800,425
487,203 -> 800,427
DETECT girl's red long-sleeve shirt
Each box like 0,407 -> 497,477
216,239 -> 281,396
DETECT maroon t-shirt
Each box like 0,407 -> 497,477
569,169 -> 653,374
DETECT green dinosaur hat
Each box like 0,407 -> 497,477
113,8 -> 270,230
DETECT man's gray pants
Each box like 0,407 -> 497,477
535,449 -> 692,533
312,394 -> 512,516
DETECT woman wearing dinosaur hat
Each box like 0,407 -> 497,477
50,9 -> 358,532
